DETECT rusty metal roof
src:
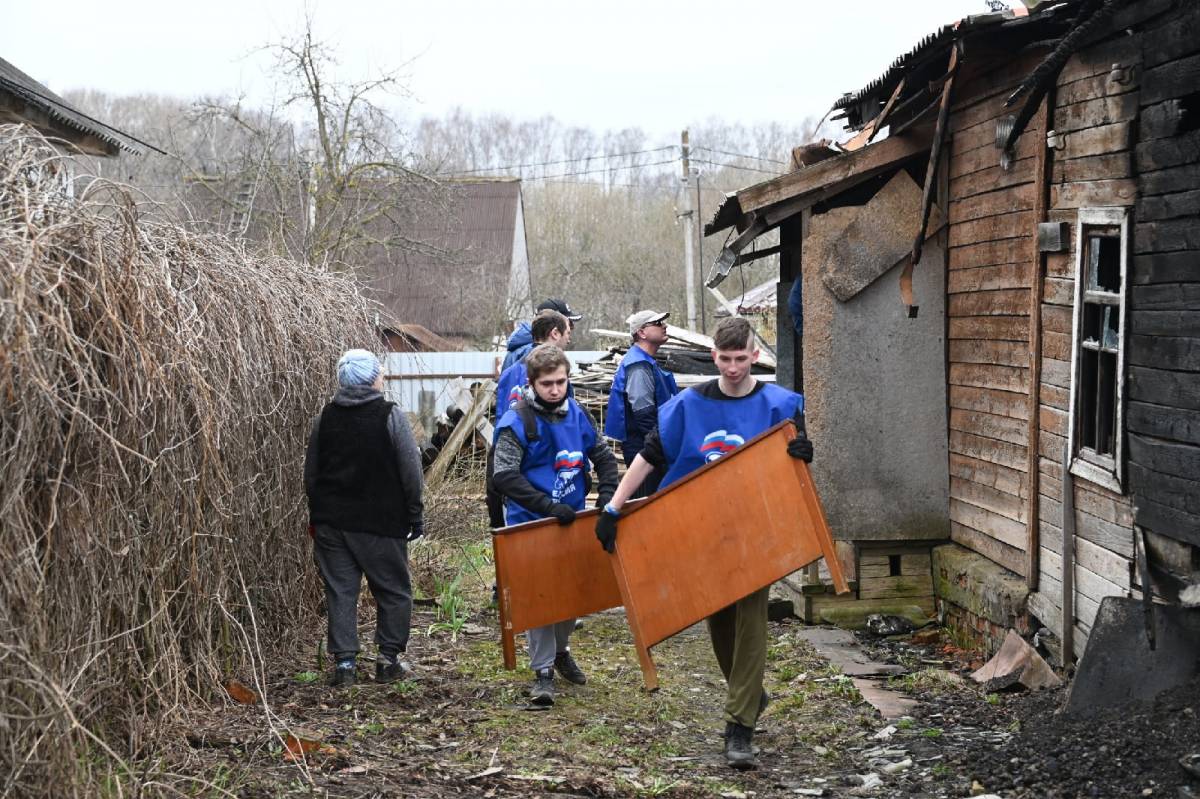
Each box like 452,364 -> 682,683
0,57 -> 145,155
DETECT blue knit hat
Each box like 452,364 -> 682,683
336,349 -> 382,387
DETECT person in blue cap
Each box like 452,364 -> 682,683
593,317 -> 814,770
304,349 -> 425,687
491,344 -> 619,706
501,298 -> 583,372
604,310 -> 679,498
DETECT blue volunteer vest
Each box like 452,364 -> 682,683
657,382 -> 803,489
493,363 -> 575,441
604,346 -> 679,442
495,399 -> 595,525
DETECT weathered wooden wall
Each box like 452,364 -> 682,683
1127,2 -> 1200,552
945,52 -> 1046,579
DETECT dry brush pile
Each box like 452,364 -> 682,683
0,125 -> 377,796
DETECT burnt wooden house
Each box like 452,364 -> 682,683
707,0 -> 1199,660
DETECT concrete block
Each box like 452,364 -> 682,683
932,542 -> 1030,629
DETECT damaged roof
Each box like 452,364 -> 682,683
0,57 -> 147,155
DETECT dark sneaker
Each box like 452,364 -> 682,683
724,722 -> 757,770
554,650 -> 587,685
530,668 -> 555,706
330,660 -> 357,687
375,656 -> 411,684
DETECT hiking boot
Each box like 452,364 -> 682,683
530,668 -> 555,706
554,650 -> 587,685
330,659 -> 357,687
375,655 -> 411,684
724,722 -> 757,770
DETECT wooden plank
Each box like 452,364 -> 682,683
1129,363 -> 1200,411
953,119 -> 1041,158
1131,309 -> 1200,338
1055,71 -> 1139,108
1057,123 -> 1133,161
1126,400 -> 1200,445
949,239 -> 1030,270
1040,405 -> 1068,438
950,407 -> 1029,446
1039,494 -> 1136,559
1131,252 -> 1199,285
1046,253 -> 1075,279
1141,163 -> 1200,196
1139,99 -> 1187,142
948,339 -> 1029,368
1040,546 -> 1126,610
737,132 -> 930,214
1042,384 -> 1070,411
1128,431 -> 1200,480
949,452 -> 1028,497
949,158 -> 1036,201
1136,220 -> 1200,253
1042,304 -> 1074,334
949,429 -> 1029,473
1075,535 -> 1132,590
948,362 -> 1030,393
1136,130 -> 1200,172
858,553 -> 932,580
1141,3 -> 1200,69
1129,334 -> 1200,371
1042,330 -> 1072,362
1051,179 -> 1138,209
949,386 -> 1031,420
948,212 -> 1034,248
1042,276 -> 1074,306
1054,93 -> 1140,135
1139,189 -> 1200,222
858,575 -> 935,601
949,134 -> 1039,180
1057,35 -> 1140,85
1132,496 -> 1200,547
1052,152 -> 1133,183
1141,51 -> 1200,107
949,263 -> 1028,293
948,315 -> 1031,341
952,476 -> 1025,522
950,521 -> 1026,576
1037,429 -> 1067,463
950,80 -> 1031,133
1127,463 -> 1200,518
949,288 -> 1033,317
1040,357 -> 1071,390
609,422 -> 847,688
949,184 -> 1035,225
1132,284 -> 1200,312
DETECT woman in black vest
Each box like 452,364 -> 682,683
304,349 -> 425,687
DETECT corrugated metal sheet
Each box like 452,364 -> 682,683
0,57 -> 144,154
384,350 -> 608,431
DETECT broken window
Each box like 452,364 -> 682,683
1068,208 -> 1129,493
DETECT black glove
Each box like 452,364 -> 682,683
787,435 -> 814,463
547,503 -> 576,526
595,492 -> 615,509
595,510 -> 618,553
406,518 -> 425,542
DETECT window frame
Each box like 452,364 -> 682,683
1065,206 -> 1130,494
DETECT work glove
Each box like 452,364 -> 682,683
595,508 -> 619,553
547,503 -> 576,526
787,435 -> 814,463
595,492 -> 615,509
406,518 -> 425,542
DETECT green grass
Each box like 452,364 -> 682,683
293,671 -> 321,684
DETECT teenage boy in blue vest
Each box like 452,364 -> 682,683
304,349 -> 425,687
593,317 -> 814,769
604,310 -> 679,498
492,345 -> 619,706
495,309 -> 571,414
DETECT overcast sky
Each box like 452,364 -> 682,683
5,0 -> 987,141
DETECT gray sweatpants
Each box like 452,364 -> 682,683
313,525 -> 412,661
527,619 -> 576,672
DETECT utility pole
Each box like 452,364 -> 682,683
695,168 -> 707,333
680,129 -> 697,331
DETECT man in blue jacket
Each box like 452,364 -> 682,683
492,345 -> 619,706
495,309 -> 571,413
594,317 -> 813,770
501,298 -> 583,372
604,310 -> 679,497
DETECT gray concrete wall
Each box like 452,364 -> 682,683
801,233 -> 950,542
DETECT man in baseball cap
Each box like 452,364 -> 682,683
536,298 -> 583,323
501,298 -> 584,372
604,310 -> 678,498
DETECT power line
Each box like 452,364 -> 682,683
692,145 -> 787,165
448,145 -> 677,175
690,158 -> 783,176
518,158 -> 678,181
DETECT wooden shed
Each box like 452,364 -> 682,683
707,0 -> 1199,660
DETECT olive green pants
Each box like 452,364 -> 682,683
705,586 -> 769,727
